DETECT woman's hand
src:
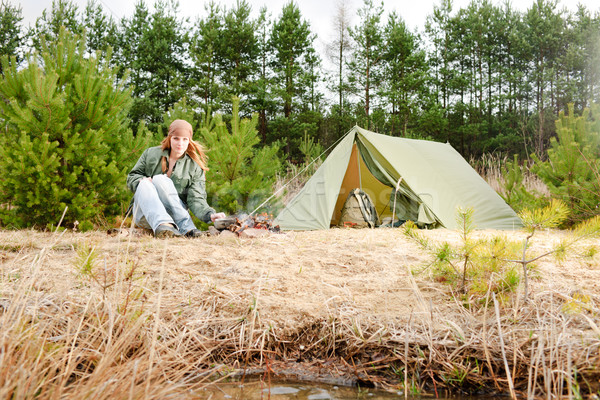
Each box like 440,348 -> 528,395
210,212 -> 227,222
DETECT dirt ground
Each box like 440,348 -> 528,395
1,227 -> 599,328
1,226 -> 600,394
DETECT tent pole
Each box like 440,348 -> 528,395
391,177 -> 403,225
357,148 -> 362,190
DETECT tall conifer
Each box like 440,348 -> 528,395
346,0 -> 384,129
0,0 -> 24,71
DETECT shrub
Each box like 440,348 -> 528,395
406,202 -> 600,305
198,97 -> 281,214
501,154 -> 548,212
531,103 -> 600,225
0,28 -> 150,229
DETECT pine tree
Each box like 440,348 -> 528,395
83,0 -> 119,62
190,1 -> 223,113
0,28 -> 150,229
325,0 -> 353,138
31,0 -> 83,51
346,0 -> 384,130
270,1 -> 317,156
270,1 -> 313,119
523,0 -> 565,156
218,0 -> 259,113
248,6 -> 276,143
198,97 -> 281,214
0,0 -> 24,72
118,1 -> 149,91
531,103 -> 600,224
380,12 -> 429,137
131,0 -> 189,127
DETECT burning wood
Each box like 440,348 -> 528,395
212,213 -> 280,236
225,213 -> 280,234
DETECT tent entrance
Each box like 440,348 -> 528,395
330,143 -> 413,226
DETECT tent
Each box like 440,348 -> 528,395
275,126 -> 522,230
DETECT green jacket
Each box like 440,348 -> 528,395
127,146 -> 215,222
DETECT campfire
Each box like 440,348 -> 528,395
215,213 -> 280,236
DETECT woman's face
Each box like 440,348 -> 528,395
170,131 -> 190,158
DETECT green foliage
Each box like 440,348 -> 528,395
217,0 -> 259,110
189,0 -> 261,116
531,104 -> 600,225
75,241 -> 98,278
501,155 -> 548,212
119,0 -> 189,128
515,200 -> 600,301
83,0 -> 119,61
267,110 -> 322,161
324,2 -> 352,139
346,0 -> 384,129
519,199 -> 570,234
379,12 -> 430,137
189,1 -> 223,114
583,245 -> 598,259
514,200 -> 569,301
32,0 -> 83,51
456,208 -> 477,291
12,0 -> 600,167
572,215 -> 600,240
402,220 -> 430,249
434,242 -> 454,263
0,28 -> 151,229
198,97 -> 281,214
0,0 -> 24,71
270,1 -> 315,119
404,209 -> 523,306
298,131 -> 323,165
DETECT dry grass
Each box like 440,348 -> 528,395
1,227 -> 599,398
273,160 -> 322,206
0,230 -> 227,398
471,153 -> 550,198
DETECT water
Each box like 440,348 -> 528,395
196,380 -> 486,399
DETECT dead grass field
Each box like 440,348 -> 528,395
1,227 -> 599,398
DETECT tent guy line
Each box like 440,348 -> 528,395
248,126 -> 356,217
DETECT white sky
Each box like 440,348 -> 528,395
17,0 -> 600,39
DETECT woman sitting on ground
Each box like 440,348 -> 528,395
127,119 -> 226,238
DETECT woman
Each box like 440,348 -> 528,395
127,119 -> 226,238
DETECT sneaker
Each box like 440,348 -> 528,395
185,229 -> 207,238
154,224 -> 182,238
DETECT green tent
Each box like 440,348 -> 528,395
275,126 -> 522,230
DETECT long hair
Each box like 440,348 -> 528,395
160,120 -> 209,172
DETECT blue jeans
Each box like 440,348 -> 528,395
133,174 -> 196,234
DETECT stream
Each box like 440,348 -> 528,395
196,380 -> 495,399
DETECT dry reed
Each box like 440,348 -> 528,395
470,153 -> 550,197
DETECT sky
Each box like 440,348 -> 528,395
17,0 -> 600,43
